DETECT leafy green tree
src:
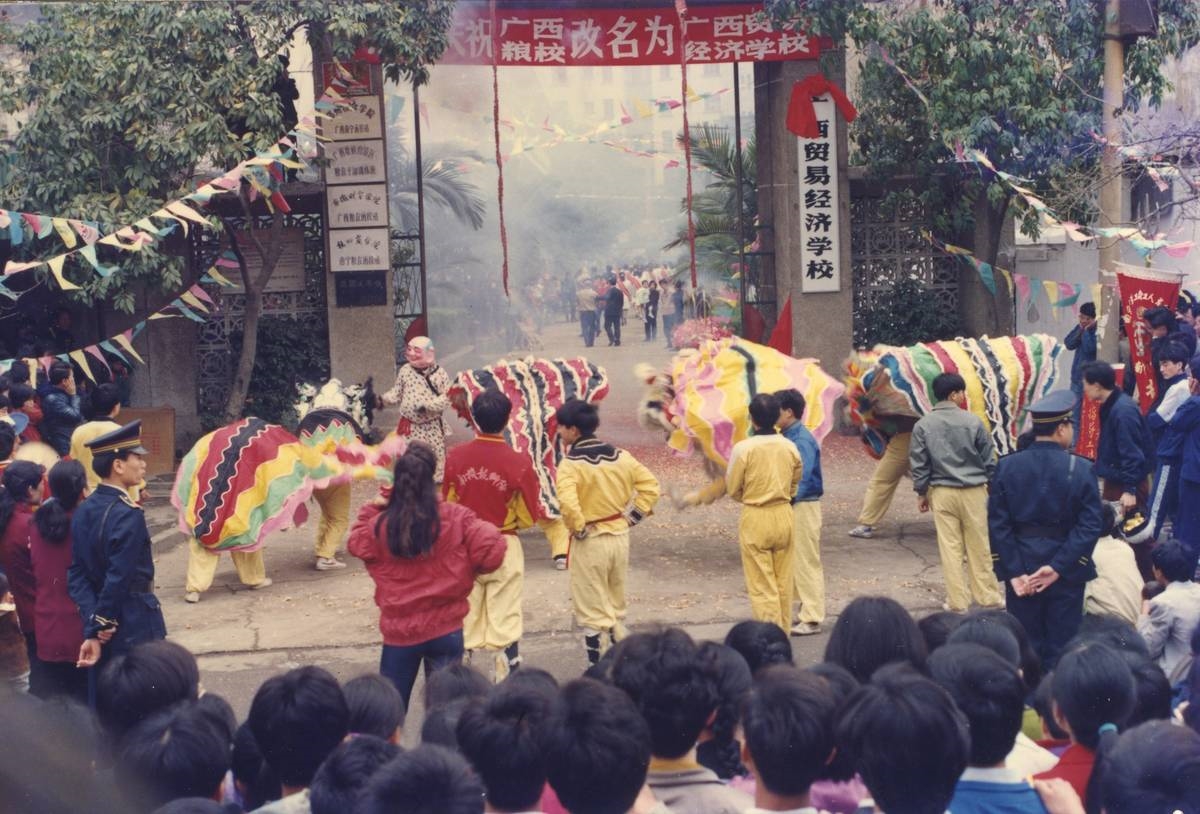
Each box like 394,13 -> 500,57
0,0 -> 453,420
768,0 -> 1200,334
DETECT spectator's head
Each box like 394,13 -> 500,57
502,666 -> 558,695
946,613 -> 1021,668
425,662 -> 490,712
1152,539 -> 1194,583
470,389 -> 512,435
52,306 -> 72,330
8,383 -> 34,410
747,393 -> 781,433
382,442 -> 440,559
1100,721 -> 1200,814
1081,360 -> 1116,395
1080,301 -> 1096,319
1074,613 -> 1150,658
309,735 -> 399,814
344,673 -> 405,743
610,628 -> 717,759
35,459 -> 87,543
457,681 -> 555,813
97,640 -> 200,742
773,388 -> 806,428
420,698 -> 473,750
1099,500 -> 1122,539
247,665 -> 349,791
836,664 -> 969,814
231,723 -> 278,811
1052,642 -> 1136,749
359,745 -> 484,814
193,693 -> 236,746
8,361 -> 29,385
928,644 -> 1026,767
931,372 -> 966,403
695,641 -> 753,780
917,611 -> 963,655
741,666 -> 836,799
48,360 -> 73,388
1033,673 -> 1070,740
1144,305 -> 1175,337
724,619 -> 793,675
806,663 -> 861,782
973,608 -> 1042,692
555,398 -> 599,442
540,678 -> 652,814
824,595 -> 928,682
116,700 -> 231,813
0,422 -> 15,461
1118,651 -> 1171,726
90,382 -> 122,419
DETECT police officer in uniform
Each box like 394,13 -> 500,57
68,420 -> 165,670
988,390 -> 1103,668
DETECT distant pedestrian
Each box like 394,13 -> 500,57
603,276 -> 624,346
775,388 -> 825,636
643,281 -> 659,342
1064,301 -> 1097,434
576,275 -> 598,348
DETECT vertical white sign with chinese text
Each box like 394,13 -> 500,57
797,95 -> 840,293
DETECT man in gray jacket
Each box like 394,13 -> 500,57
910,372 -> 1003,613
1138,540 -> 1200,682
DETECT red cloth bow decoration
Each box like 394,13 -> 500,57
786,73 -> 858,139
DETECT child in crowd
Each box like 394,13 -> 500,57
343,673 -> 405,743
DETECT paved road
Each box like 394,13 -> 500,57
147,317 -> 951,731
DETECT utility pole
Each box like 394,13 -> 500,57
1097,0 -> 1124,362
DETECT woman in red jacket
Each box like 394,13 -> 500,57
29,460 -> 88,702
349,442 -> 506,708
0,460 -> 46,694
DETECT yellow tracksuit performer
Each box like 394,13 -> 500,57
727,394 -> 802,631
555,399 -> 660,665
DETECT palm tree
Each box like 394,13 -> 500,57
390,151 -> 486,232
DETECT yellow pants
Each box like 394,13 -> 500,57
540,517 -> 569,559
792,501 -> 825,624
857,432 -> 911,526
928,484 -> 1003,611
569,530 -> 629,633
185,538 -> 267,593
464,533 -> 524,650
738,503 -> 794,630
312,482 -> 350,559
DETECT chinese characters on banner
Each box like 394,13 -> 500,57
798,96 -> 840,293
1114,263 -> 1182,413
441,4 -> 821,67
323,63 -> 390,307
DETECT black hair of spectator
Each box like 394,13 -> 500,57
149,799 -> 228,814
1100,721 -> 1200,814
974,608 -> 1043,693
824,595 -> 928,683
555,399 -> 599,435
8,363 -> 28,384
747,393 -> 781,431
231,723 -> 279,811
97,640 -> 200,742
247,665 -> 349,790
0,460 -> 44,538
932,372 -> 966,402
193,692 -> 236,746
358,744 -> 485,814
947,614 -> 1022,668
1053,642 -> 1136,750
1032,673 -> 1069,740
1081,361 -> 1116,389
582,644 -> 617,682
741,665 -> 836,797
0,393 -> 9,412
309,735 -> 400,814
1074,614 -> 1150,658
540,678 -> 652,814
1118,651 -> 1172,726
424,662 -> 490,712
116,700 -> 231,813
724,619 -> 793,675
805,662 -> 862,782
0,422 -> 15,461
0,373 -> 11,393
457,681 -> 554,812
48,360 -> 72,386
470,388 -> 513,434
610,628 -> 717,758
34,459 -> 87,542
928,643 -> 1026,767
420,697 -> 472,750
1152,539 -> 1194,582
836,663 -> 969,814
8,382 -> 33,409
917,611 -> 964,655
502,665 -> 559,694
344,673 -> 405,741
695,641 -> 753,780
1098,501 -> 1121,539
1080,302 -> 1096,318
1143,306 -> 1176,331
1160,340 -> 1191,365
774,388 -> 806,420
89,382 -> 122,418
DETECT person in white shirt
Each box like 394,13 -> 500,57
1084,503 -> 1144,625
1137,539 -> 1200,682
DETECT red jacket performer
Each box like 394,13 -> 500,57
443,389 -> 546,680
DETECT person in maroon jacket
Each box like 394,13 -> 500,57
0,460 -> 46,695
29,460 -> 88,702
349,442 -> 507,709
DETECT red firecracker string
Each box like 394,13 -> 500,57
677,0 -> 697,288
490,0 -> 510,296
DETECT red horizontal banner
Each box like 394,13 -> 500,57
439,3 -> 821,67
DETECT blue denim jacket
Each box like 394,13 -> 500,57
781,420 -> 823,501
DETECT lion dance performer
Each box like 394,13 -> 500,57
842,335 -> 1063,538
381,336 -> 451,481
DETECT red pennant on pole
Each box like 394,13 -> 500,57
490,0 -> 510,297
767,296 -> 793,355
677,1 -> 697,288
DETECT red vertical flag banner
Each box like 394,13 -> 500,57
1115,263 -> 1182,413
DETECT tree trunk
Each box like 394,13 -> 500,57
959,193 -> 1013,338
222,208 -> 287,422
